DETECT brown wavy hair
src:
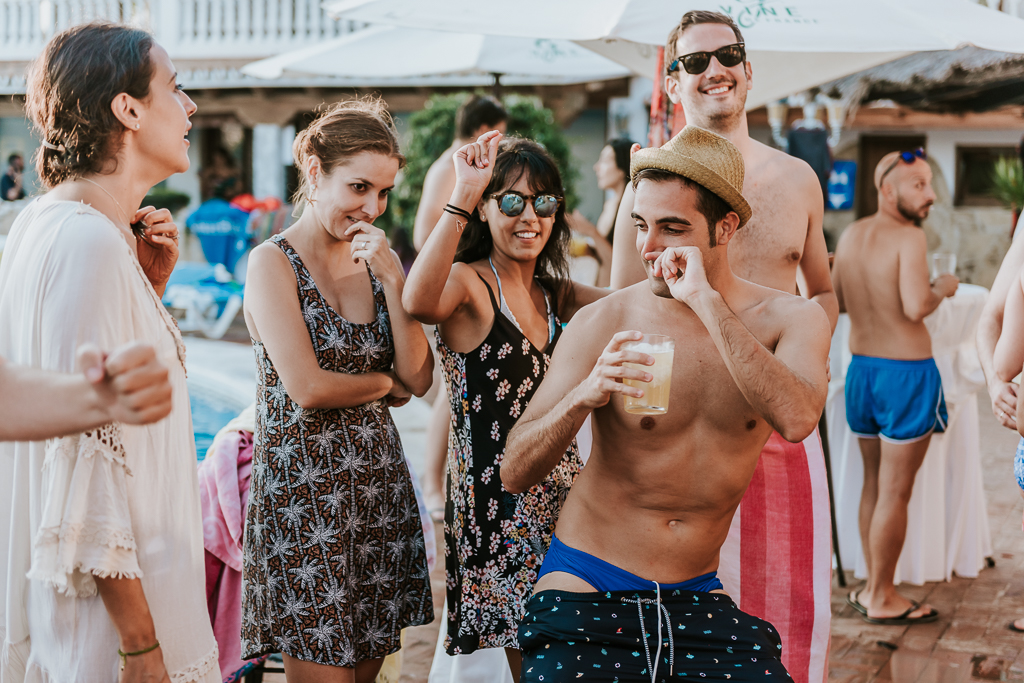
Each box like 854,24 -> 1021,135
292,97 -> 405,208
454,137 -> 572,305
26,22 -> 155,188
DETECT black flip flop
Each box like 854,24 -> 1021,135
846,590 -> 868,615
1008,620 -> 1024,633
862,601 -> 939,625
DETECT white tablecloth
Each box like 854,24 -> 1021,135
826,283 -> 993,585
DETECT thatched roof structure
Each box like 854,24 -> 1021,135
822,46 -> 1024,113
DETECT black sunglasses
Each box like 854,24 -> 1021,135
490,191 -> 562,218
879,148 -> 927,185
669,43 -> 746,75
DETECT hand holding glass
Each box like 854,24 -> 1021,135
931,252 -> 956,280
622,335 -> 674,415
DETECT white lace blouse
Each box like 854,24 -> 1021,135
0,200 -> 218,683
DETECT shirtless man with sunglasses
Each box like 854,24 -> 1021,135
608,11 -> 838,683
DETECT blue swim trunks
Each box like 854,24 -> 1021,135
1015,438 -> 1024,492
845,355 -> 947,443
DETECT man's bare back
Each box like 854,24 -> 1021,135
832,157 -> 957,360
834,217 -> 936,359
532,281 -> 822,588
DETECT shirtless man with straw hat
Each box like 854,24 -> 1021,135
610,12 -> 838,681
502,125 -> 831,681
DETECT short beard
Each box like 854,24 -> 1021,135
897,195 -> 932,227
643,261 -> 676,299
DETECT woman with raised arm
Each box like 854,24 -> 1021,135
404,132 -> 606,677
0,22 -> 217,683
240,98 -> 434,683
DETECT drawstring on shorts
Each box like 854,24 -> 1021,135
621,581 -> 674,683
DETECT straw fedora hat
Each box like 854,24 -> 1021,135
630,126 -> 752,228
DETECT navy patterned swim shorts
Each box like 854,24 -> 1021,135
518,588 -> 791,681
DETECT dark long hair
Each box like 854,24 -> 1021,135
454,137 -> 572,304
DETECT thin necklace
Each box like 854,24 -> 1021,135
81,177 -> 131,227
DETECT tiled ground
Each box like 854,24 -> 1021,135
828,403 -> 1024,683
260,400 -> 1024,683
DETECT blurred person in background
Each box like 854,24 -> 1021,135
0,21 -> 217,683
414,94 -> 509,520
2,153 -> 26,200
833,150 -> 954,626
568,137 -> 634,287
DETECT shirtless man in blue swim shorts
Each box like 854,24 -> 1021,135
500,126 -> 831,681
832,150 -> 958,626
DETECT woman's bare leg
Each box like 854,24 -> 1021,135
505,647 -> 522,680
422,386 -> 451,519
282,654 -> 384,683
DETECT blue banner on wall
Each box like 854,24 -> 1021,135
828,160 -> 857,211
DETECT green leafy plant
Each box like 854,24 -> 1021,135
143,187 -> 192,215
378,92 -> 579,234
991,156 -> 1024,212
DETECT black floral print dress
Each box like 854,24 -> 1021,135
241,235 -> 433,666
437,263 -> 582,655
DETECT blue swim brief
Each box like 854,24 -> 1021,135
537,535 -> 724,593
1015,438 -> 1024,492
845,355 -> 947,443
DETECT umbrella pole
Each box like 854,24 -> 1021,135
491,72 -> 503,99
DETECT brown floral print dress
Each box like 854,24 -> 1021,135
241,235 -> 432,666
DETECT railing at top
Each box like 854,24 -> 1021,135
0,0 -> 359,62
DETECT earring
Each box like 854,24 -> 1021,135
135,124 -> 140,130
307,185 -> 318,205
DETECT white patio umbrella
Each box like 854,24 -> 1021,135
323,0 -> 1024,108
241,24 -> 632,85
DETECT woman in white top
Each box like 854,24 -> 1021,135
0,22 -> 218,683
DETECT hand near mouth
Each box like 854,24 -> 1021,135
346,222 -> 404,286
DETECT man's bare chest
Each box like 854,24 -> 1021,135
728,184 -> 808,284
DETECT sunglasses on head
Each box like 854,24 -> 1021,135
491,191 -> 562,218
879,148 -> 927,185
669,42 -> 746,75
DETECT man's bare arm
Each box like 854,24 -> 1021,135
995,271 -> 1024,382
796,177 -> 839,332
694,291 -> 829,441
609,183 -> 647,289
898,230 -> 958,322
657,247 -> 829,443
502,310 -> 651,493
978,223 -> 1024,429
413,158 -> 457,252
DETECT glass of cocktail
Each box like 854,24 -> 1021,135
621,334 -> 674,415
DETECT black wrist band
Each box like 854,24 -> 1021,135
444,204 -> 472,220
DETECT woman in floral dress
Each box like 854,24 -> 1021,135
405,133 -> 608,677
241,99 -> 434,683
